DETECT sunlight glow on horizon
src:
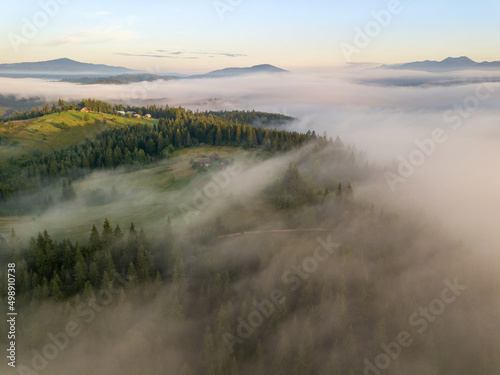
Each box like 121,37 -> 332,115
0,0 -> 499,73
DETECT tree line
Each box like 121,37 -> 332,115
3,97 -> 294,126
0,105 -> 331,211
0,218 -> 173,303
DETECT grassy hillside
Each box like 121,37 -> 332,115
0,145 -> 256,240
0,110 -> 157,167
0,104 -> 321,237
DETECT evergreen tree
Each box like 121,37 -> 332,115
88,261 -> 99,286
50,273 -> 64,300
114,224 -> 123,241
101,218 -> 113,248
126,262 -> 137,288
82,280 -> 95,303
73,247 -> 87,291
88,224 -> 102,255
136,246 -> 150,282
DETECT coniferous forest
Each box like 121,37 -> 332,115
0,103 -> 314,212
1,101 -> 498,374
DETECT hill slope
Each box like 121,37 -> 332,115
0,111 -> 157,167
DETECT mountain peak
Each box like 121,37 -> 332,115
52,58 -> 75,62
189,64 -> 287,79
441,56 -> 476,64
382,56 -> 500,72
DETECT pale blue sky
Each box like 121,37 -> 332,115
1,0 -> 499,73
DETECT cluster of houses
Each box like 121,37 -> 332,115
199,152 -> 225,169
116,110 -> 152,119
79,108 -> 152,119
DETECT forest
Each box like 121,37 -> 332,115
2,98 -> 295,127
0,103 -> 312,214
0,149 -> 492,374
1,99 -> 498,375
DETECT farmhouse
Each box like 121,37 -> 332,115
209,152 -> 220,161
199,158 -> 211,167
144,114 -> 152,118
117,110 -> 125,116
80,107 -> 89,113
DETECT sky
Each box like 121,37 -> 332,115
0,0 -> 500,73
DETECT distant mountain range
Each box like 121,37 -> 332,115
381,56 -> 500,72
0,58 -> 288,82
188,64 -> 287,79
0,58 -> 134,79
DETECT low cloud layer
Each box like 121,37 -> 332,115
2,67 -> 500,373
2,67 -> 500,256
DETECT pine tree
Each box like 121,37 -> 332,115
101,218 -> 113,248
136,246 -> 150,282
88,224 -> 101,255
138,227 -> 147,247
126,262 -> 137,288
123,222 -> 138,268
216,127 -> 222,145
88,261 -> 99,286
73,247 -> 87,291
104,252 -> 116,277
82,281 -> 95,303
235,126 -> 241,144
41,277 -> 50,299
175,129 -> 182,148
114,224 -> 123,241
50,273 -> 64,300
